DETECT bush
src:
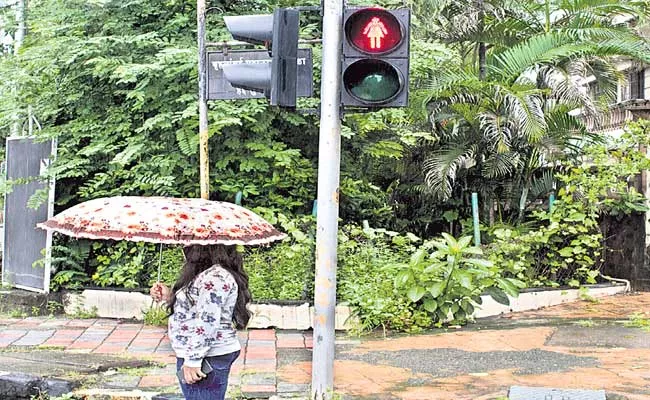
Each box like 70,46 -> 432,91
487,121 -> 650,288
393,234 -> 524,326
337,226 -> 424,333
245,214 -> 316,301
244,218 -> 432,333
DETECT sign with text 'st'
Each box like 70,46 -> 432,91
207,49 -> 313,101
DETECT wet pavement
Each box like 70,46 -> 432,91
0,292 -> 649,399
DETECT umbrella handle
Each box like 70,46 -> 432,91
157,243 -> 163,282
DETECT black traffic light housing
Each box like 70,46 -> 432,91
341,7 -> 410,108
222,8 -> 299,107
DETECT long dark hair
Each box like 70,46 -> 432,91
168,244 -> 252,329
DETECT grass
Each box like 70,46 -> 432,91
142,304 -> 169,326
578,287 -> 600,304
624,312 -> 650,331
37,345 -> 66,351
69,305 -> 98,319
9,309 -> 27,318
574,319 -> 596,328
115,366 -> 160,376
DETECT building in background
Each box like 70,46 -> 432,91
583,62 -> 650,136
583,23 -> 650,136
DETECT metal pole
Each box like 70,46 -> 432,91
312,0 -> 343,398
549,193 -> 555,213
197,0 -> 210,200
14,0 -> 24,54
10,0 -> 26,137
471,192 -> 480,246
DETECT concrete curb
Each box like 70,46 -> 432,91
62,283 -> 627,329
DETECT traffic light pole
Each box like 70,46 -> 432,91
197,0 -> 210,200
312,0 -> 343,398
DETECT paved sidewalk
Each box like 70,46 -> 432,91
0,293 -> 649,399
0,317 -> 311,399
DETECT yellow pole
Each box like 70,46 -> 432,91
197,0 -> 209,199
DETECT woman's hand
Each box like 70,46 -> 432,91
182,365 -> 207,384
150,282 -> 171,303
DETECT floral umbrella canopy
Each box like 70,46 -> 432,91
37,196 -> 286,246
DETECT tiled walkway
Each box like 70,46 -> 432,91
0,317 -> 312,398
2,293 -> 650,399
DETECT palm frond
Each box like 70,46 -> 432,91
482,151 -> 522,178
529,168 -> 556,199
423,144 -> 478,200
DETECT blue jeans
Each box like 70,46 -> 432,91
176,350 -> 240,400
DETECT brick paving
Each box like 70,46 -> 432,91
1,293 -> 650,399
0,316 -> 312,399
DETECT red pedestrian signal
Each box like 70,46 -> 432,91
341,7 -> 410,108
345,9 -> 403,54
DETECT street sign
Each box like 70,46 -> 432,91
207,49 -> 313,101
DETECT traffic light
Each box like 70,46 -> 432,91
222,8 -> 299,107
341,7 -> 410,108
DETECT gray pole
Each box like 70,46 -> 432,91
14,0 -> 25,54
311,0 -> 343,398
197,0 -> 210,200
10,0 -> 26,137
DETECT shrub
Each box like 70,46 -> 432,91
393,234 -> 524,326
487,121 -> 650,288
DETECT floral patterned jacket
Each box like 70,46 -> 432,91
168,265 -> 241,367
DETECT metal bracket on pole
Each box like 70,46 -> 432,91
296,108 -> 321,116
289,5 -> 322,12
206,38 -> 322,50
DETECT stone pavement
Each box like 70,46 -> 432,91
0,317 -> 311,399
0,293 -> 649,399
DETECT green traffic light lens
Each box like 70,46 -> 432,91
343,59 -> 402,104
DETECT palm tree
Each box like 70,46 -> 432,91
419,0 -> 650,222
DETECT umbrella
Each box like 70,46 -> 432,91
37,196 -> 287,246
38,196 -> 287,282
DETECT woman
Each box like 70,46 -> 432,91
150,244 -> 251,400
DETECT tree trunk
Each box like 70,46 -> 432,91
489,199 -> 495,226
518,186 -> 529,222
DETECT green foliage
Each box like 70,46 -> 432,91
488,121 -> 650,287
393,234 -> 523,326
143,304 -> 169,327
574,319 -> 595,328
421,0 -> 650,224
337,226 -> 424,333
625,312 -> 650,332
92,241 -> 151,288
147,246 -> 185,288
69,305 -> 99,319
245,218 -> 432,333
0,0 -> 330,281
10,309 -> 27,318
46,301 -> 64,316
245,214 -> 315,301
487,213 -> 602,288
49,240 -> 92,291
